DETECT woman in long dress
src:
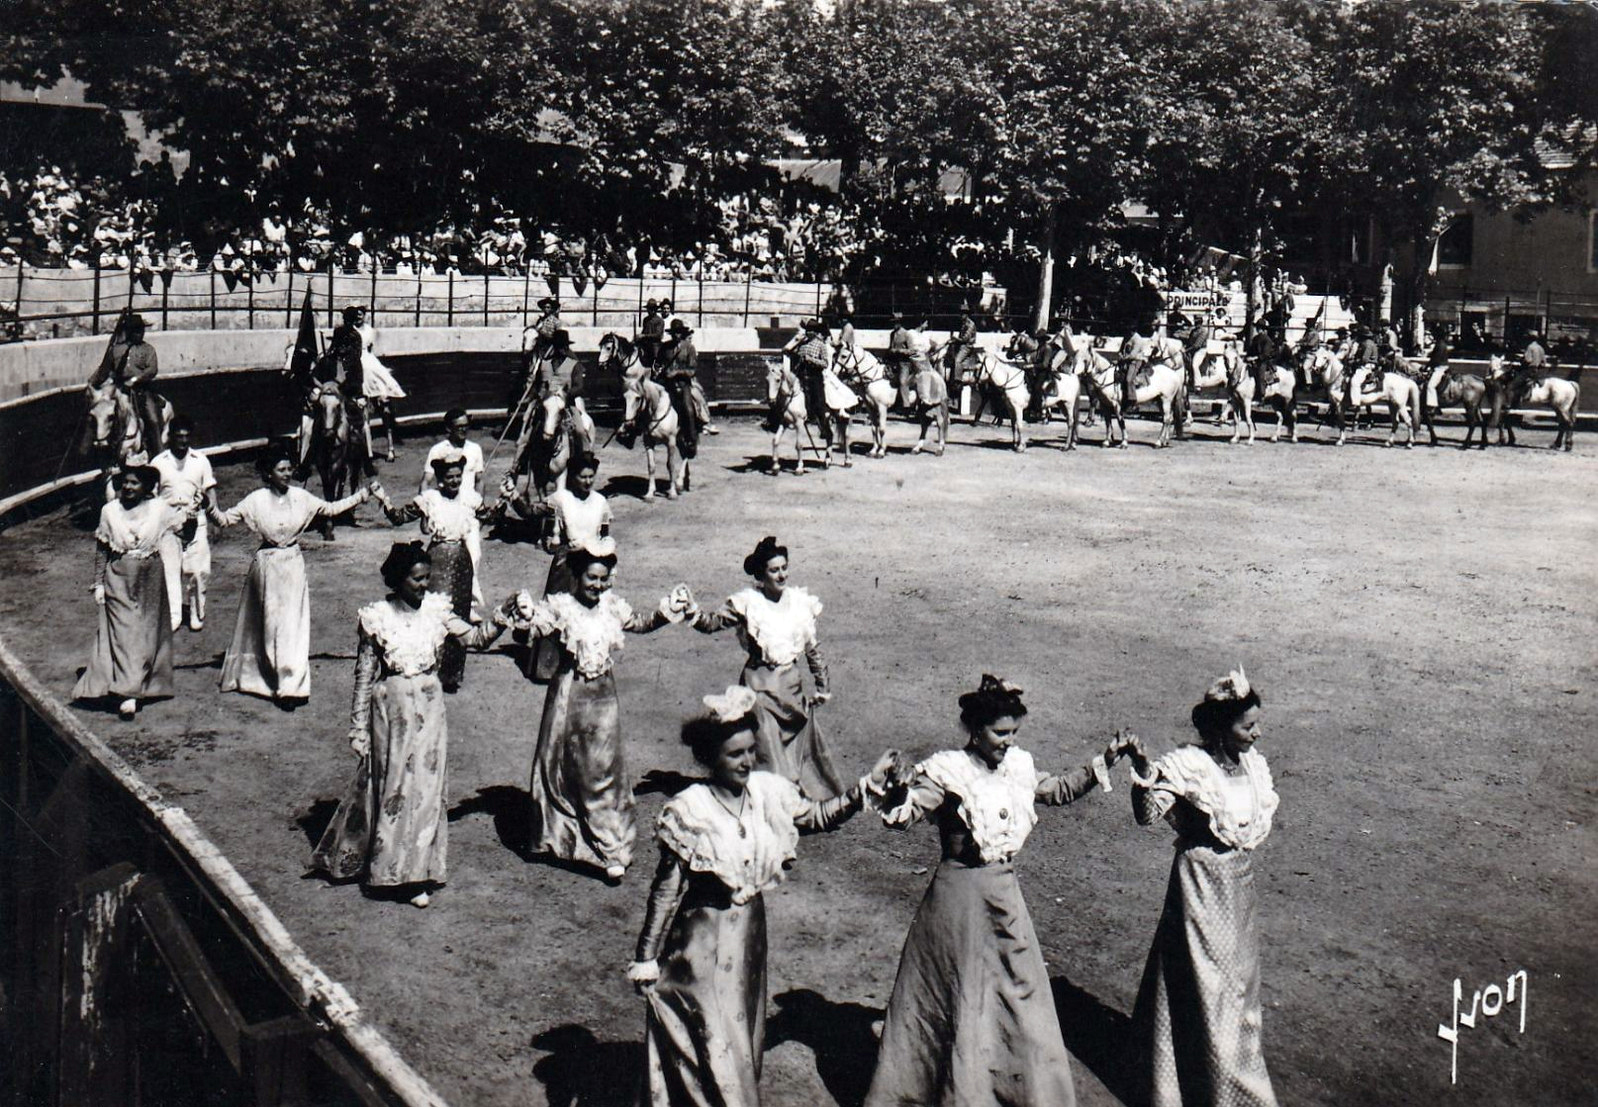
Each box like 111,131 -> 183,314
864,675 -> 1138,1107
73,463 -> 182,719
1125,668 -> 1280,1107
691,536 -> 841,798
629,685 -> 893,1106
209,448 -> 371,706
310,542 -> 511,907
357,306 -> 406,462
507,537 -> 691,881
523,452 -> 612,682
377,452 -> 496,692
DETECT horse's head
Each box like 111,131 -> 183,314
598,333 -> 624,370
766,359 -> 794,403
86,383 -> 120,448
540,393 -> 566,438
315,384 -> 345,434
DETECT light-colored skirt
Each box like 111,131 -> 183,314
220,545 -> 311,700
643,877 -> 766,1107
741,660 -> 842,799
73,553 -> 173,702
865,859 -> 1077,1107
310,671 -> 450,886
361,351 -> 407,400
1132,843 -> 1278,1107
529,656 -> 635,871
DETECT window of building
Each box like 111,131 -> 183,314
1437,214 -> 1473,268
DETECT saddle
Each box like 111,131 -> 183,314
1121,359 -> 1153,395
1252,359 -> 1280,390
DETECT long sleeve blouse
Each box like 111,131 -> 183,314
877,746 -> 1103,866
1130,745 -> 1277,851
383,488 -> 488,543
348,593 -> 506,733
635,771 -> 863,962
692,586 -> 828,693
213,486 -> 367,546
509,590 -> 672,680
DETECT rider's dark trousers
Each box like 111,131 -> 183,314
798,365 -> 832,443
666,380 -> 700,459
130,387 -> 164,457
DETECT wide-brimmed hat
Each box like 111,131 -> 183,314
645,298 -> 659,309
668,319 -> 692,336
537,296 -> 559,310
342,305 -> 363,321
123,313 -> 150,330
550,328 -> 573,349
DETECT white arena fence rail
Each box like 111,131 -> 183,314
0,628 -> 450,1107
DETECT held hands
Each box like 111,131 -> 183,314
866,748 -> 903,791
626,960 -> 660,994
348,728 -> 370,757
658,583 -> 697,624
1105,729 -> 1149,772
812,691 -> 832,706
92,583 -> 105,606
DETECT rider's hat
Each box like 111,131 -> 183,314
668,319 -> 692,336
342,305 -> 363,322
538,296 -> 559,311
124,313 -> 150,330
645,298 -> 659,309
550,328 -> 573,350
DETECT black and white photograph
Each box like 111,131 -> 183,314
0,1 -> 1593,1104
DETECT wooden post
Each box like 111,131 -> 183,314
58,864 -> 143,1107
697,274 -> 704,327
635,278 -> 645,335
370,263 -> 378,324
285,255 -> 295,328
743,272 -> 752,327
447,270 -> 454,327
592,275 -> 599,327
415,267 -> 422,327
247,254 -> 255,330
209,267 -> 217,331
326,265 -> 335,330
522,265 -> 531,328
92,262 -> 102,335
241,1016 -> 317,1107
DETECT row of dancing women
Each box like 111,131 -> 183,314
72,430 -> 1281,1106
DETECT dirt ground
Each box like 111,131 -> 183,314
1,408 -> 1593,1106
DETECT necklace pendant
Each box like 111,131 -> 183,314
739,825 -> 748,839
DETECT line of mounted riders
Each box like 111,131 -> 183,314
977,316 -> 1581,453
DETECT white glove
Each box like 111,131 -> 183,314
626,960 -> 660,988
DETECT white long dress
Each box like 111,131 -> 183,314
360,323 -> 407,400
216,486 -> 367,700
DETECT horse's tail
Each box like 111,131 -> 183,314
1566,380 -> 1582,426
1409,379 -> 1422,429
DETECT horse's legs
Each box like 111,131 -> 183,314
769,426 -> 782,474
838,417 -> 853,467
665,441 -> 681,498
642,443 -> 657,499
794,421 -> 807,474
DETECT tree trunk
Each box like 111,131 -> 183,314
1405,233 -> 1437,354
1377,252 -> 1394,331
1244,225 -> 1262,336
1035,204 -> 1057,332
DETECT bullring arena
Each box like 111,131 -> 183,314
1,324 -> 1594,1107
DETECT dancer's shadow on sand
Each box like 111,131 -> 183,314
530,1024 -> 643,1107
634,767 -> 699,798
1051,974 -> 1137,1104
598,475 -> 653,500
765,988 -> 882,1107
296,799 -> 338,849
447,784 -> 532,855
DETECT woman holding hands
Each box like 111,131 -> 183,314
1124,667 -> 1280,1107
864,675 -> 1139,1107
629,685 -> 895,1106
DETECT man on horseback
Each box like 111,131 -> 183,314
1179,311 -> 1212,391
518,296 -> 562,411
1520,330 -> 1548,382
946,312 -> 983,395
887,313 -> 915,412
1119,324 -> 1154,408
1349,323 -> 1382,400
660,318 -> 707,458
778,318 -> 835,447
1422,325 -> 1453,410
88,313 -> 164,461
639,299 -> 665,369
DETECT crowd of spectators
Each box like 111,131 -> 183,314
0,167 -> 872,287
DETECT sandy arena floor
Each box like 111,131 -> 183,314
1,410 -> 1593,1106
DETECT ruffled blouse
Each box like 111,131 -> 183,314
882,747 -> 1047,864
1131,745 -> 1278,851
655,772 -> 806,905
521,591 -> 634,680
356,593 -> 453,678
719,587 -> 822,668
216,486 -> 365,547
95,498 -> 180,557
413,488 -> 481,544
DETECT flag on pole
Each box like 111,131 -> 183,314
92,308 -> 133,382
289,290 -> 318,386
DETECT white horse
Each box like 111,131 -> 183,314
833,342 -> 895,458
85,380 -> 173,497
766,359 -> 821,474
1503,368 -> 1581,451
1074,344 -> 1188,449
601,333 -> 684,499
970,351 -> 1029,451
1347,364 -> 1423,448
